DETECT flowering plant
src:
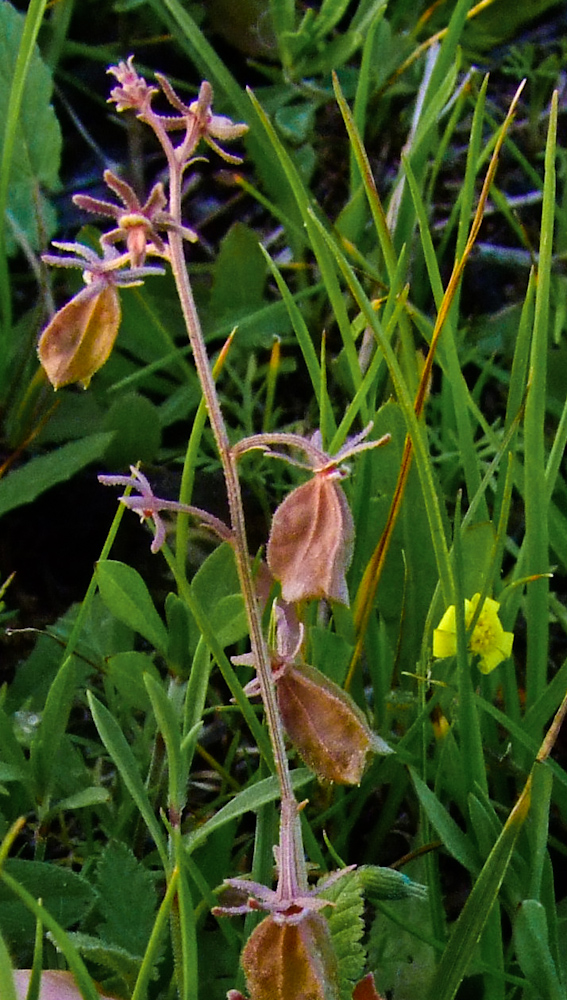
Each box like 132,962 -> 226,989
433,593 -> 514,674
14,28 -> 557,1000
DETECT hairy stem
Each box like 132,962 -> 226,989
160,134 -> 305,895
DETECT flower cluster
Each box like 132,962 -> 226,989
38,59 -> 248,390
108,57 -> 248,166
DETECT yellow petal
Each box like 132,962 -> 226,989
433,626 -> 457,659
433,604 -> 457,658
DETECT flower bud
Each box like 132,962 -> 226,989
277,662 -> 391,785
38,284 -> 120,389
267,470 -> 354,605
241,912 -> 340,1000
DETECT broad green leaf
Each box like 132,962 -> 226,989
95,560 -> 168,654
410,769 -> 480,875
0,872 -> 102,1000
105,651 -> 162,712
165,592 -> 193,678
0,1 -> 61,254
369,891 -> 438,1000
210,222 -> 267,325
30,655 -> 76,805
144,672 -> 185,815
45,786 -> 110,817
0,705 -> 33,804
0,930 -> 17,1000
102,392 -> 161,468
0,432 -> 114,517
309,626 -> 353,686
0,860 -> 96,949
189,543 -> 248,647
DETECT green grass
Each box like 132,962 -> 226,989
1,1 -> 567,998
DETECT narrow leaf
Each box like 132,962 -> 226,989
87,692 -> 168,871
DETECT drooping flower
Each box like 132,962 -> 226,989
240,911 -> 341,1000
433,593 -> 514,674
38,242 -> 164,388
233,424 -> 390,606
235,608 -> 392,784
268,468 -> 354,606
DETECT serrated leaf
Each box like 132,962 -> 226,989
0,860 -> 96,951
320,872 -> 366,999
93,843 -> 157,958
95,560 -> 168,653
0,2 -> 61,253
66,932 -> 142,988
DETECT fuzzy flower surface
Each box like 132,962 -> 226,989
433,593 -> 514,674
38,242 -> 164,388
233,424 -> 390,606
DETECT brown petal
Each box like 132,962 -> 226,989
267,473 -> 354,605
242,912 -> 340,1000
277,662 -> 389,785
38,284 -> 121,389
353,973 -> 385,1000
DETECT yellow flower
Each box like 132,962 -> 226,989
433,593 -> 513,674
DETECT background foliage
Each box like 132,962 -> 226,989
1,1 -> 566,998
